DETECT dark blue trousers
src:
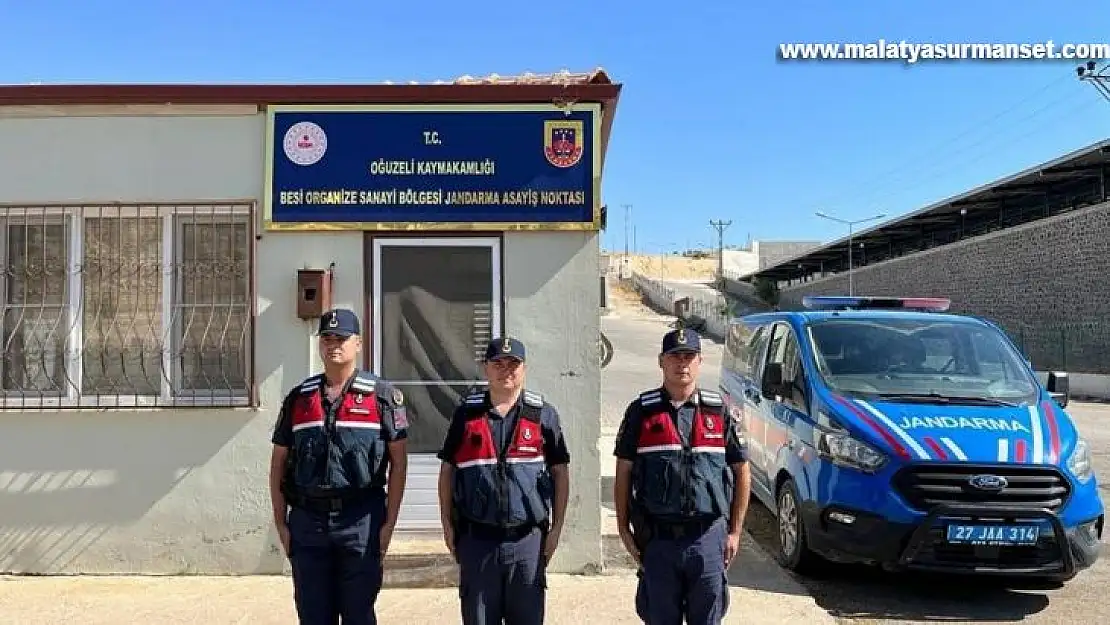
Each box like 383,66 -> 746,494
288,495 -> 387,625
635,517 -> 730,625
457,525 -> 547,625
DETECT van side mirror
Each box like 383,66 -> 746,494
1047,371 -> 1069,408
762,362 -> 784,398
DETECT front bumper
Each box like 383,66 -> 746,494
801,501 -> 1103,579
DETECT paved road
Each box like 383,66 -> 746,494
600,311 -> 723,434
601,301 -> 1110,624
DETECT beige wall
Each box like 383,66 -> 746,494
0,105 -> 602,575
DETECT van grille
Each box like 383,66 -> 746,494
892,464 -> 1071,514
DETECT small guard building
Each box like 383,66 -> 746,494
0,69 -> 621,575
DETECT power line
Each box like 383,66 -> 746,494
709,220 -> 732,283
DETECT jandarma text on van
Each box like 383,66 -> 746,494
778,40 -> 1110,63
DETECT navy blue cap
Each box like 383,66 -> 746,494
661,327 -> 701,354
485,337 -> 526,362
318,308 -> 360,337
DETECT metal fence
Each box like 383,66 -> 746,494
627,272 -> 1110,376
0,203 -> 255,409
1001,322 -> 1110,375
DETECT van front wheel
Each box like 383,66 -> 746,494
775,478 -> 820,574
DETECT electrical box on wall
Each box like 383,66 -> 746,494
297,268 -> 332,319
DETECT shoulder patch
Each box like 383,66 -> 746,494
299,374 -> 323,394
350,373 -> 376,395
639,389 -> 663,406
699,389 -> 723,407
522,389 -> 544,408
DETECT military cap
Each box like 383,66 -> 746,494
318,308 -> 360,337
485,337 -> 526,362
661,327 -> 701,354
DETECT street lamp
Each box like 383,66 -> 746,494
815,210 -> 886,296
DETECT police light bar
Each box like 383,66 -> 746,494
801,296 -> 951,312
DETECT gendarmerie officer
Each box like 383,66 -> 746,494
612,326 -> 750,625
269,308 -> 409,625
437,337 -> 571,625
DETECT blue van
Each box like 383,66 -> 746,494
718,295 -> 1102,581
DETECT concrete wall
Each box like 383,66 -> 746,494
753,240 -> 820,269
0,106 -> 601,575
504,231 -> 602,573
775,201 -> 1110,374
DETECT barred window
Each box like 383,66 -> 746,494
0,204 -> 254,409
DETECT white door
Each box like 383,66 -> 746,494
371,236 -> 502,531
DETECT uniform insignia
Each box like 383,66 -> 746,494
523,428 -> 533,441
699,389 -> 723,407
354,394 -> 363,404
502,339 -> 513,353
391,387 -> 404,406
328,312 -> 338,328
393,407 -> 409,430
705,415 -> 715,430
522,390 -> 544,408
676,329 -> 687,344
639,389 -> 662,406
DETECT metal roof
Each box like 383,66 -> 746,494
747,138 -> 1110,281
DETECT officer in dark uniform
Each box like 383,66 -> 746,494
612,326 -> 750,625
436,337 -> 571,625
269,308 -> 409,625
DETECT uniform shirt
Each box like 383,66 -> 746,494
272,370 -> 408,489
437,390 -> 571,468
613,386 -> 747,465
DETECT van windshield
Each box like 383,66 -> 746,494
806,317 -> 1040,405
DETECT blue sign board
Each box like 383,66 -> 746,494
263,104 -> 601,231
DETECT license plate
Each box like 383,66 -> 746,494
945,523 -> 1040,546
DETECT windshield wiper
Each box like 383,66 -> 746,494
874,392 -> 1018,407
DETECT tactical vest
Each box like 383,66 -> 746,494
632,388 -> 733,522
288,371 -> 388,495
452,389 -> 553,528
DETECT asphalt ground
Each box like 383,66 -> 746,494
601,286 -> 1109,624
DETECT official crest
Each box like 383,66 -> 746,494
283,121 -> 328,167
543,120 -> 584,168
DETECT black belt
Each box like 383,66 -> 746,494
289,491 -> 380,514
652,517 -> 718,539
460,520 -> 541,541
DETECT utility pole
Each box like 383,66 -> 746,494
1077,61 -> 1110,103
709,219 -> 732,283
622,204 -> 632,259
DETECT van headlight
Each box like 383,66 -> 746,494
817,430 -> 887,473
1068,438 -> 1094,483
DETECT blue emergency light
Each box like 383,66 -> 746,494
801,295 -> 951,312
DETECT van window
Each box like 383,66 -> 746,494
806,317 -> 1039,403
724,322 -> 761,378
765,323 -> 808,411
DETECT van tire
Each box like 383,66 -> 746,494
775,478 -> 820,574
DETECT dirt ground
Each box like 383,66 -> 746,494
607,279 -> 654,315
609,254 -> 718,281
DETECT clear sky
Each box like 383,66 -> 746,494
4,0 -> 1109,255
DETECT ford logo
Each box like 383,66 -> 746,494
968,474 -> 1008,491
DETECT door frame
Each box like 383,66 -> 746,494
368,235 -> 504,378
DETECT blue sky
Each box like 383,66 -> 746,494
4,0 -> 1109,254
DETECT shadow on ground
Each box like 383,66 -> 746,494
742,501 -> 1055,622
